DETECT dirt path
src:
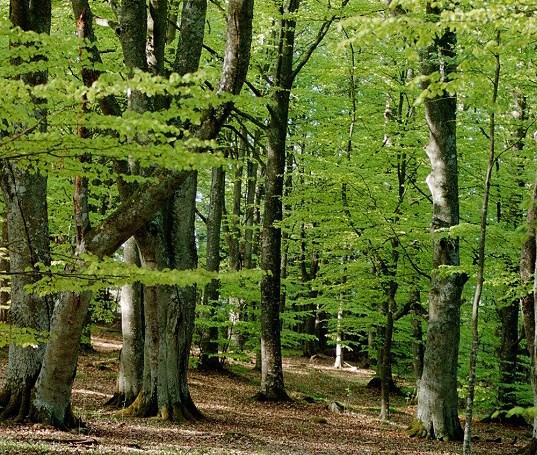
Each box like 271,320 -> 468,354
0,329 -> 531,454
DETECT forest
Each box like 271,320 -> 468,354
1,0 -> 537,453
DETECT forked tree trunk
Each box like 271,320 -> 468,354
0,0 -> 52,422
412,6 -> 466,441
29,0 -> 254,430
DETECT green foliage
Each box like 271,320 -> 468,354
3,0 -> 537,417
0,323 -> 50,349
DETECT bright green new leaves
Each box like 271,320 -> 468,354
0,323 -> 50,349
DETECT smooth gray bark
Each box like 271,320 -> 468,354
414,12 -> 466,440
109,237 -> 144,408
29,0 -> 254,429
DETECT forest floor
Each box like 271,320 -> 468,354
0,325 -> 532,454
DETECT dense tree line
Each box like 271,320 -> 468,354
1,0 -> 537,453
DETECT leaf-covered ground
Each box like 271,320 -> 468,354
0,327 -> 531,454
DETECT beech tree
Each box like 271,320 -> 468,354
257,0 -> 347,402
4,1 -> 537,446
0,0 -> 53,422
12,0 -> 254,429
411,3 -> 467,441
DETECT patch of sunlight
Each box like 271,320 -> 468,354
72,388 -> 111,398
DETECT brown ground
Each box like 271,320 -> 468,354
0,327 -> 532,454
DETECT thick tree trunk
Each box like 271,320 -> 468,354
0,167 -> 52,421
0,0 -> 53,422
122,225 -> 163,418
259,89 -> 290,400
413,13 -> 465,441
158,172 -> 202,420
29,0 -> 253,430
31,158 -> 91,428
520,165 -> 537,449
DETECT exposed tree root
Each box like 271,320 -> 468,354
104,391 -> 137,409
0,384 -> 33,422
407,419 -> 429,439
406,418 -> 463,442
29,402 -> 84,432
116,390 -> 157,418
159,399 -> 204,422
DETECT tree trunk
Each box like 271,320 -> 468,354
258,0 -> 303,402
29,0 -> 254,430
496,93 -> 527,408
0,166 -> 52,422
0,222 -> 9,323
520,149 -> 537,450
380,289 -> 395,421
158,171 -> 202,420
0,0 -> 52,422
410,290 -> 424,391
413,9 -> 466,441
199,166 -> 225,371
31,153 -> 92,428
107,237 -> 144,408
123,225 -> 163,418
334,299 -> 343,369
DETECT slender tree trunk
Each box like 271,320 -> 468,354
334,298 -> 343,369
226,137 -> 244,348
412,6 -> 466,441
244,150 -> 258,271
0,0 -> 52,422
380,287 -> 395,421
199,166 -> 225,371
497,93 -> 527,408
410,290 -> 424,391
258,0 -> 302,402
0,222 -> 9,323
107,237 -> 144,408
463,33 -> 500,453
